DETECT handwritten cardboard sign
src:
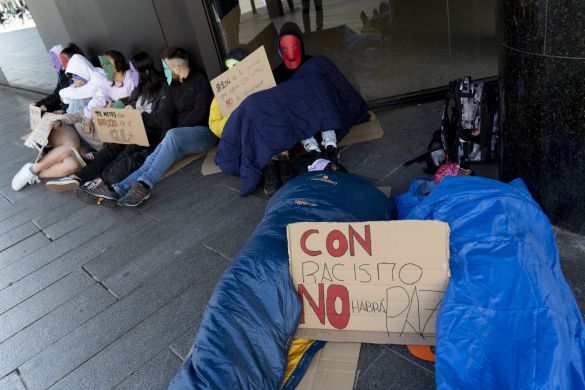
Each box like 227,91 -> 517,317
210,45 -> 276,117
288,221 -> 450,345
24,112 -> 62,150
92,108 -> 149,147
29,104 -> 42,131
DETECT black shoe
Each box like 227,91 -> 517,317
278,155 -> 294,185
76,179 -> 119,207
263,160 -> 282,196
324,146 -> 348,172
307,149 -> 322,165
117,181 -> 151,207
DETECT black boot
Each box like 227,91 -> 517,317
278,154 -> 294,185
263,159 -> 282,196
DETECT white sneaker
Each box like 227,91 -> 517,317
12,163 -> 40,191
46,176 -> 80,192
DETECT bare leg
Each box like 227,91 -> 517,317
38,157 -> 81,179
32,123 -> 81,176
33,145 -> 74,173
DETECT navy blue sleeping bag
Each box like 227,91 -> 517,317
215,56 -> 369,197
400,176 -> 585,389
169,171 -> 394,389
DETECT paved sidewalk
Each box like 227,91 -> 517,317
0,28 -> 55,92
0,86 -> 582,389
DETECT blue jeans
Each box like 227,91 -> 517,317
112,126 -> 217,196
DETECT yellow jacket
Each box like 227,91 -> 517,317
208,97 -> 230,138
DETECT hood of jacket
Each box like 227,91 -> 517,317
65,54 -> 106,81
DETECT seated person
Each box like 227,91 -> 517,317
45,51 -> 172,194
11,113 -> 84,191
74,50 -> 136,152
208,48 -> 249,138
216,28 -> 369,197
81,47 -> 215,207
35,43 -> 85,113
59,53 -> 107,115
262,22 -> 343,196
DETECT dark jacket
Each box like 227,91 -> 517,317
35,70 -> 72,112
167,70 -> 213,129
128,82 -> 174,146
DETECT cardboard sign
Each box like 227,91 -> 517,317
92,108 -> 149,147
288,221 -> 450,345
24,112 -> 62,150
210,45 -> 276,117
29,104 -> 42,131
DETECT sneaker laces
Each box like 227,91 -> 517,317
82,152 -> 95,160
85,178 -> 102,190
28,175 -> 40,185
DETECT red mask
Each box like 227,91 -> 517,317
60,54 -> 70,71
279,35 -> 302,70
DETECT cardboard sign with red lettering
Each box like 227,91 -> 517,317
287,221 -> 450,345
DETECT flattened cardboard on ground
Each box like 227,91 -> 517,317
296,342 -> 361,390
200,112 -> 384,176
92,108 -> 149,147
210,46 -> 276,117
29,104 -> 41,131
288,220 -> 450,345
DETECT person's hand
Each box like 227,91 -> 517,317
73,79 -> 86,88
52,110 -> 65,115
125,105 -> 133,110
39,105 -> 47,112
50,120 -> 62,130
82,118 -> 94,134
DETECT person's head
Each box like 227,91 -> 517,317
99,50 -> 129,83
129,51 -> 162,100
59,43 -> 84,71
161,47 -> 190,84
48,44 -> 64,73
278,22 -> 305,70
224,48 -> 249,69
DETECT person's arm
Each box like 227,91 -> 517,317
180,73 -> 213,126
142,92 -> 176,137
57,111 -> 84,125
83,81 -> 111,119
58,75 -> 102,103
208,97 -> 229,138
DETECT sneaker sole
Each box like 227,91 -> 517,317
117,193 -> 150,207
70,148 -> 87,168
75,188 -> 117,208
46,181 -> 79,192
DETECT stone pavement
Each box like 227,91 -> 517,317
0,86 -> 583,390
0,27 -> 55,92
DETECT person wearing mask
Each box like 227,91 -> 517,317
35,43 -> 84,113
45,52 -> 171,195
59,53 -> 107,115
81,47 -> 215,207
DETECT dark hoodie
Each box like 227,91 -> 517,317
273,22 -> 313,84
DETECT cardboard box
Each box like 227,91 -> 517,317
29,104 -> 42,131
92,108 -> 149,147
288,221 -> 450,345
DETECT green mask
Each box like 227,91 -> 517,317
224,58 -> 240,69
162,59 -> 173,86
99,55 -> 114,81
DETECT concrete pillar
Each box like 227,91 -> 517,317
499,0 -> 585,233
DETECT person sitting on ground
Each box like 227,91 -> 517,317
44,51 -> 173,195
11,112 -> 85,191
262,22 -> 344,195
73,50 -> 136,153
34,43 -> 84,114
81,46 -> 215,207
59,53 -> 107,115
208,48 -> 249,138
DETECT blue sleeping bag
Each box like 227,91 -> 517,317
216,56 -> 369,197
400,176 -> 585,389
169,171 -> 395,389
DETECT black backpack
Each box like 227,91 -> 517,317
406,77 -> 499,174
